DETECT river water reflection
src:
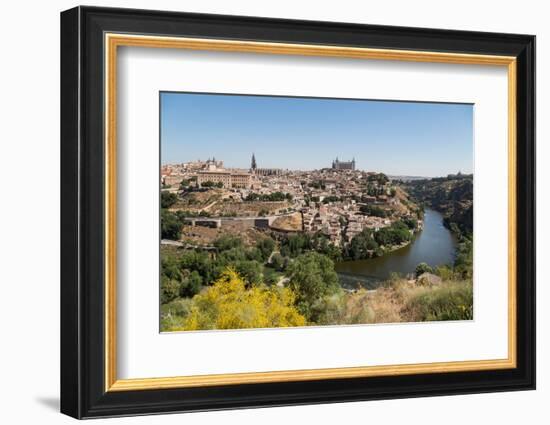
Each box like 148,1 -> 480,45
335,208 -> 457,289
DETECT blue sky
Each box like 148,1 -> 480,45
160,92 -> 473,177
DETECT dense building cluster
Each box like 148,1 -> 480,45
161,154 -> 417,247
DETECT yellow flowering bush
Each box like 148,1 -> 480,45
182,269 -> 306,330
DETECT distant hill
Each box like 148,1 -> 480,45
388,175 -> 429,182
400,175 -> 473,237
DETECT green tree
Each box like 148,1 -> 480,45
161,252 -> 183,281
217,247 -> 247,265
403,217 -> 418,230
160,275 -> 180,304
346,229 -> 379,260
270,253 -> 285,271
160,210 -> 182,240
245,192 -> 292,202
179,179 -> 191,190
368,172 -> 389,185
360,204 -> 387,217
214,235 -> 243,251
286,252 -> 340,320
375,220 -> 411,246
454,239 -> 473,279
234,260 -> 264,286
178,250 -> 216,284
280,234 -> 310,258
180,271 -> 203,297
256,237 -> 276,261
415,262 -> 433,277
308,233 -> 342,261
161,191 -> 178,209
244,247 -> 263,262
322,195 -> 341,204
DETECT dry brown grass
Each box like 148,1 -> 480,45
180,225 -> 265,247
356,288 -> 403,324
319,278 -> 473,325
174,190 -> 224,211
210,201 -> 290,216
270,212 -> 303,232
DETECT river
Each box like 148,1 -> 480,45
335,208 -> 458,289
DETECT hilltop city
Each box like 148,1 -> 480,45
161,154 -> 422,248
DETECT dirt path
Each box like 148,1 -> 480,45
200,200 -> 218,212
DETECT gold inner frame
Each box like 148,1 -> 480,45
104,33 -> 517,392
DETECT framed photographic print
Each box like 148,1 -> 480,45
60,6 -> 536,419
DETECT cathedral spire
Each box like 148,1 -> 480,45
251,153 -> 257,170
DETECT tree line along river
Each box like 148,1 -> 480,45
335,208 -> 458,289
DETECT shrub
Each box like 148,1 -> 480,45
160,210 -> 182,240
217,247 -> 247,264
160,276 -> 181,304
161,297 -> 193,317
180,270 -> 203,298
256,237 -> 276,261
182,269 -> 306,330
161,191 -> 179,209
263,267 -> 280,286
434,265 -> 456,281
403,217 -> 418,229
178,250 -> 216,284
234,260 -> 264,287
454,239 -> 473,279
246,192 -> 292,202
360,204 -> 387,218
160,298 -> 194,332
214,235 -> 243,251
375,220 -> 411,246
179,179 -> 191,189
201,180 -> 223,188
270,253 -> 285,271
415,262 -> 433,277
311,292 -> 348,325
346,229 -> 378,260
403,281 -> 473,321
245,247 -> 263,262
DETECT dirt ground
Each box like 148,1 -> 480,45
208,200 -> 291,216
180,225 -> 265,247
270,212 -> 303,232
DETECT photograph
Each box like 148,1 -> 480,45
56,4 -> 536,419
159,92 -> 474,332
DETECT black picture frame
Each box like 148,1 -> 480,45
61,5 -> 535,419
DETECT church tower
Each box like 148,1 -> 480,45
251,153 -> 257,171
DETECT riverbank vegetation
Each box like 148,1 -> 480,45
343,219 -> 414,261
